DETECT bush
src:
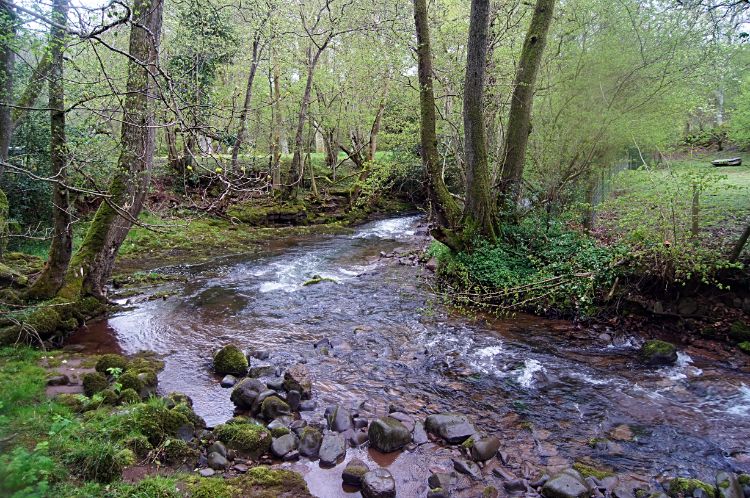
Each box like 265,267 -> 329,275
0,442 -> 54,497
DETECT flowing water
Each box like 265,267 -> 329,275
69,215 -> 750,497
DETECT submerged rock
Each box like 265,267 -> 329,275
638,340 -> 678,366
425,413 -> 477,444
542,469 -> 592,498
220,375 -> 237,388
213,344 -> 249,375
362,468 -> 396,498
453,458 -> 481,480
368,417 -> 411,453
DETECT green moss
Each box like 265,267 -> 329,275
118,388 -> 140,405
118,448 -> 137,467
95,354 -> 128,374
302,275 -> 337,286
461,436 -> 475,449
572,462 -> 616,480
260,396 -> 290,419
668,478 -> 717,498
132,401 -> 191,447
719,481 -> 730,489
0,325 -> 21,346
67,439 -> 125,484
227,415 -> 251,425
162,438 -> 197,464
738,342 -> 750,355
26,307 -> 61,339
214,423 -> 272,456
228,466 -> 311,497
483,487 -> 497,498
166,392 -> 193,408
271,426 -> 290,438
124,435 -> 152,457
99,389 -> 118,405
738,475 -> 750,486
186,476 -> 241,498
82,372 -> 108,397
638,340 -> 676,362
729,322 -> 750,342
118,371 -> 144,393
55,393 -> 84,412
213,344 -> 248,375
588,437 -> 609,448
173,402 -> 206,429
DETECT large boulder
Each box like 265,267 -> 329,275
368,417 -> 411,453
542,469 -> 592,498
230,378 -> 266,409
425,413 -> 477,444
638,340 -> 678,366
283,363 -> 312,399
362,468 -> 396,498
213,344 -> 249,375
318,433 -> 346,466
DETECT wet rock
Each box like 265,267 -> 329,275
388,411 -> 415,425
425,413 -> 477,444
247,349 -> 270,360
266,378 -> 284,391
542,469 -> 592,498
286,390 -> 301,411
197,454 -> 208,467
351,432 -> 369,446
207,441 -> 227,457
299,427 -> 322,458
638,340 -> 678,366
678,298 -> 698,316
362,468 -> 397,498
230,378 -> 266,409
426,257 -> 438,272
299,400 -> 316,411
498,451 -> 512,465
354,417 -> 369,429
413,421 -> 429,444
342,458 -> 370,486
668,478 -> 717,498
326,406 -> 354,432
319,433 -> 346,466
220,375 -> 237,388
290,419 -> 307,436
452,458 -> 481,480
428,489 -> 450,498
315,337 -> 331,349
284,450 -> 299,461
495,467 -> 518,480
271,434 -> 299,458
613,487 -> 635,498
208,452 -> 229,470
47,374 -> 70,386
717,473 -> 742,498
471,436 -> 501,461
233,463 -> 249,472
531,476 -> 552,488
429,473 -> 452,489
601,477 -> 619,492
261,396 -> 291,420
249,360 -> 276,377
368,417 -> 411,452
213,344 -> 248,375
198,468 -> 215,477
283,363 -> 312,399
506,479 -> 529,494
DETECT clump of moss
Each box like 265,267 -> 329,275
167,392 -> 193,408
461,437 -> 475,449
213,344 -> 248,375
118,388 -> 140,405
55,393 -> 84,412
302,275 -> 337,286
124,435 -> 152,457
82,372 -> 109,397
638,340 -> 677,364
738,342 -> 750,355
173,402 -> 206,429
260,396 -> 290,420
95,354 -> 128,374
729,322 -> 750,342
227,415 -> 252,425
186,476 -> 241,498
588,437 -> 609,448
738,475 -> 750,486
572,462 -> 616,480
214,423 -> 272,456
228,466 -> 312,496
132,401 -> 192,446
668,478 -> 717,498
483,487 -> 497,498
118,448 -> 137,467
26,307 -> 61,339
118,371 -> 144,392
162,438 -> 198,464
271,426 -> 290,438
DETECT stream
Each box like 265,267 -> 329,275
68,215 -> 750,497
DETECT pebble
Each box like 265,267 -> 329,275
198,468 -> 215,477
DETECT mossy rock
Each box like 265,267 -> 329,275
638,340 -> 677,365
118,388 -> 140,405
99,389 -> 118,405
0,288 -> 22,306
26,307 -> 62,339
167,392 -> 194,408
82,372 -> 109,397
214,423 -> 272,457
0,261 -> 28,287
55,393 -> 84,412
226,466 -> 314,497
4,252 -> 45,275
0,324 -> 21,346
729,322 -> 750,342
173,402 -> 206,429
668,478 -> 717,498
186,476 -> 242,498
738,475 -> 750,486
124,435 -> 152,458
572,462 -> 616,480
68,440 -> 125,484
738,342 -> 750,355
271,426 -> 291,438
118,371 -> 144,393
213,344 -> 249,376
132,402 -> 193,447
117,448 -> 137,467
162,438 -> 199,465
261,396 -> 291,420
95,354 -> 128,374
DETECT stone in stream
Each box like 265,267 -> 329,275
668,478 -> 717,498
542,469 -> 592,498
207,452 -> 229,470
505,479 -> 528,494
368,417 -> 411,452
612,487 -> 635,498
249,360 -> 276,377
428,473 -> 452,489
362,468 -> 397,498
247,349 -> 270,360
230,378 -> 266,409
270,434 -> 299,458
453,458 -> 481,480
413,421 -> 429,444
638,340 -> 678,366
428,489 -> 451,498
326,406 -> 354,432
298,427 -> 323,458
220,375 -> 237,388
290,419 -> 307,436
318,433 -> 346,466
387,411 -> 415,425
213,344 -> 248,375
283,363 -> 312,399
315,337 -> 331,349
354,417 -> 369,429
425,413 -> 477,444
261,396 -> 291,420
351,432 -> 369,446
266,377 -> 284,391
46,374 -> 69,386
342,458 -> 370,486
717,471 -> 745,498
471,436 -> 501,461
286,390 -> 301,411
299,400 -> 316,411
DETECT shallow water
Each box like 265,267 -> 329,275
69,215 -> 750,496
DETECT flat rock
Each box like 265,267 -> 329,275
46,374 -> 70,386
369,417 -> 411,453
425,413 -> 477,444
542,469 -> 592,498
351,432 -> 369,446
249,360 -> 276,377
362,468 -> 397,498
220,375 -> 237,388
266,378 -> 284,391
319,433 -> 346,466
428,473 -> 452,489
299,400 -> 316,411
271,434 -> 299,458
428,489 -> 450,498
198,468 -> 215,477
342,458 -> 370,486
471,436 -> 501,461
452,458 -> 481,480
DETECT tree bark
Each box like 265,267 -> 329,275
271,45 -> 282,190
498,0 -> 555,204
414,0 -> 461,231
26,0 -> 72,300
729,224 -> 750,264
58,0 -> 164,299
231,38 -> 263,170
464,0 -> 496,240
0,2 -> 15,177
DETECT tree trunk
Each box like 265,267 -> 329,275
287,39 -> 330,198
729,224 -> 750,264
271,46 -> 283,190
231,38 -> 263,170
414,0 -> 461,232
0,2 -> 15,177
58,0 -> 164,300
464,0 -> 496,240
26,0 -> 72,300
498,0 -> 555,204
368,80 -> 388,163
11,47 -> 51,132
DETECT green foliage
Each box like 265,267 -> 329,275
0,442 -> 54,497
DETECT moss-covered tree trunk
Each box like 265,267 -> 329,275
464,0 -> 497,241
26,0 -> 72,301
414,0 -> 461,234
0,2 -> 15,179
498,0 -> 555,205
58,0 -> 164,300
